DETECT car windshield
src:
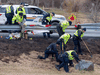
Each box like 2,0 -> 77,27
0,7 -> 6,13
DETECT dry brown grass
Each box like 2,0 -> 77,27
44,8 -> 95,24
0,51 -> 100,75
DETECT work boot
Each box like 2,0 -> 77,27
55,65 -> 60,71
80,52 -> 83,55
37,55 -> 43,59
70,64 -> 74,67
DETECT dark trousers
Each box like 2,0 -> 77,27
5,15 -> 13,25
57,54 -> 73,72
57,25 -> 65,37
41,49 -> 59,61
73,38 -> 82,53
43,32 -> 50,38
56,39 -> 66,54
42,19 -> 51,25
42,19 -> 51,38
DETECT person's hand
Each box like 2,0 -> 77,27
59,54 -> 63,58
80,39 -> 82,41
18,22 -> 20,24
61,38 -> 64,42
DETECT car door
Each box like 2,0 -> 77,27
25,7 -> 45,25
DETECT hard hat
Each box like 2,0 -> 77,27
52,12 -> 55,16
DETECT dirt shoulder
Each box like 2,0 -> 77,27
0,37 -> 100,75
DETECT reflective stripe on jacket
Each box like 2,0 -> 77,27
74,29 -> 84,37
61,20 -> 69,32
46,14 -> 52,22
12,14 -> 23,24
66,50 -> 75,60
60,33 -> 70,44
17,7 -> 26,15
6,6 -> 11,13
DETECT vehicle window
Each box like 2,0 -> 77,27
27,8 -> 43,14
35,8 -> 43,14
0,7 -> 6,13
25,8 -> 28,14
28,8 -> 37,14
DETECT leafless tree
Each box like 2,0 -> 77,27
88,0 -> 100,23
52,0 -> 54,8
60,0 -> 64,10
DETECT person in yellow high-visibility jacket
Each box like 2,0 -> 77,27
42,12 -> 55,25
5,3 -> 14,24
16,2 -> 26,19
42,12 -> 55,38
73,28 -> 86,55
56,33 -> 72,54
55,50 -> 81,73
57,20 -> 72,37
12,12 -> 24,25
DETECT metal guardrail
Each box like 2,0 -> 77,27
0,23 -> 100,37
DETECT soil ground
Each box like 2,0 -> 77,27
0,37 -> 100,75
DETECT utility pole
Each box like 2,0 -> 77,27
0,0 -> 1,5
37,0 -> 39,6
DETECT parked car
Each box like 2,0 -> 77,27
0,4 -> 66,27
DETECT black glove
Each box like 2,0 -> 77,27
59,54 -> 63,58
80,39 -> 82,41
50,30 -> 53,34
56,49 -> 58,52
60,38 -> 64,42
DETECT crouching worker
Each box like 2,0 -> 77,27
55,50 -> 81,73
38,43 -> 59,62
42,12 -> 55,25
56,33 -> 72,54
42,12 -> 55,38
57,20 -> 72,37
12,11 -> 24,25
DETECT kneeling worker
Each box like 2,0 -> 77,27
55,50 -> 81,73
38,43 -> 59,62
12,11 -> 24,25
12,12 -> 25,39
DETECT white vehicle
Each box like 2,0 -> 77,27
0,4 -> 66,27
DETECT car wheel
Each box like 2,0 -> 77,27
51,22 -> 59,26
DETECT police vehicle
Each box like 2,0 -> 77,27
0,4 -> 66,27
